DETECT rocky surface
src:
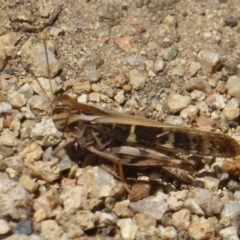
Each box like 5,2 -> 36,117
1,0 -> 240,239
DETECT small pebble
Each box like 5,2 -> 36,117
7,89 -> 26,109
129,69 -> 146,90
77,94 -> 88,103
21,37 -> 61,78
198,50 -> 221,73
89,92 -> 100,102
14,219 -> 32,235
0,129 -> 17,146
172,209 -> 191,231
167,94 -> 191,113
104,197 -> 116,210
226,75 -> 240,97
126,55 -> 147,70
114,90 -> 126,104
75,210 -> 95,230
180,105 -> 199,119
31,119 -> 62,147
161,14 -> 177,29
203,177 -> 220,194
0,102 -> 12,114
129,181 -> 151,202
183,198 -> 205,216
227,180 -> 239,192
186,78 -> 211,93
216,81 -> 227,93
133,213 -> 157,228
158,225 -> 177,239
60,186 -> 88,214
220,201 -> 240,220
219,226 -> 238,239
40,220 -> 63,240
0,179 -> 31,220
30,162 -> 60,182
170,66 -> 185,77
115,36 -> 135,52
190,188 -> 223,217
95,211 -> 118,228
153,57 -> 165,73
34,209 -> 48,222
188,217 -> 216,240
84,64 -> 101,82
19,175 -> 38,193
167,195 -> 183,211
0,32 -> 21,71
129,195 -> 169,221
0,219 -> 10,235
161,47 -> 178,61
224,16 -> 238,27
72,81 -> 91,93
189,62 -> 201,76
206,93 -> 226,110
165,115 -> 183,125
223,98 -> 239,120
233,191 -> 240,201
117,218 -> 138,240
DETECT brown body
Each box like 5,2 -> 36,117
51,94 -> 240,164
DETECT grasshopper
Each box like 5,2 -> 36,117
16,10 -> 240,190
49,92 -> 240,188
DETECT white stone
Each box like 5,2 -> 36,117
114,90 -> 126,104
198,50 -> 221,73
89,92 -> 100,102
170,66 -> 185,76
117,218 -> 138,240
190,90 -> 206,101
95,211 -> 118,228
0,179 -> 31,220
158,226 -> 177,240
188,217 -> 216,240
31,119 -> 62,147
153,57 -> 165,73
165,116 -> 183,125
0,102 -> 12,114
129,69 -> 146,90
227,75 -> 240,97
223,98 -> 240,120
41,220 -> 63,240
77,94 -> 88,103
180,105 -> 199,119
0,32 -> 21,70
60,186 -> 88,214
30,161 -> 60,182
7,89 -> 26,108
21,37 -> 61,78
167,195 -> 183,211
219,226 -> 238,240
0,129 -> 17,146
183,198 -> 205,216
76,210 -> 95,230
189,62 -> 201,76
19,142 -> 43,167
0,219 -> 10,234
77,166 -> 125,198
172,209 -> 191,231
167,94 -> 191,113
220,200 -> 240,220
211,94 -> 226,109
204,176 -> 220,194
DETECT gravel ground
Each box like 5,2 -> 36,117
1,0 -> 240,239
